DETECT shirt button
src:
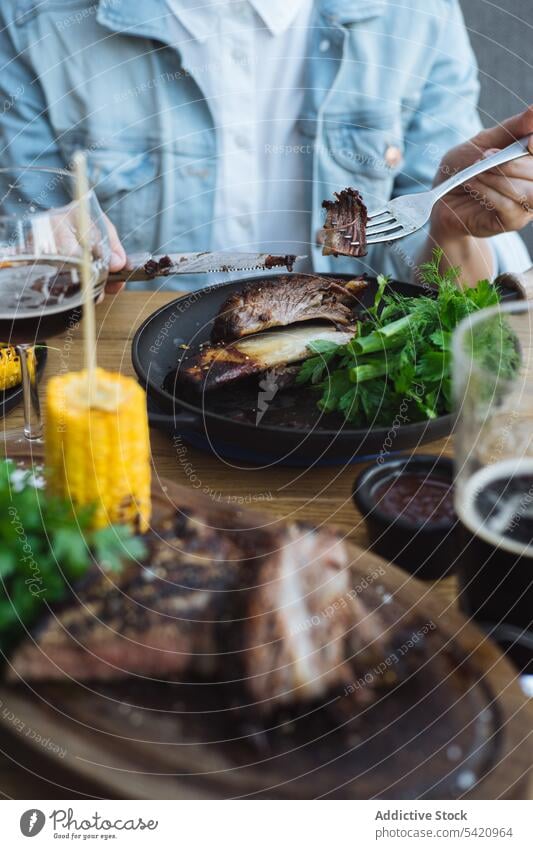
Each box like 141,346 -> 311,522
235,134 -> 251,150
319,39 -> 330,52
385,144 -> 402,168
232,47 -> 247,64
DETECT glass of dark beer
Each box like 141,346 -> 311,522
0,166 -> 110,447
453,300 -> 533,640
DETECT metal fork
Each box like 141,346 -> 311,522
344,135 -> 531,248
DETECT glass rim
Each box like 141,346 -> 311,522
0,165 -> 98,223
453,298 -> 533,388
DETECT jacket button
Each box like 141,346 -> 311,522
385,145 -> 402,168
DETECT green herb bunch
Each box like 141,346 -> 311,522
0,460 -> 146,656
297,249 -> 518,426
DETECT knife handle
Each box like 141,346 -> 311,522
107,266 -> 157,284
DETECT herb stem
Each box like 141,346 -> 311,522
349,361 -> 390,383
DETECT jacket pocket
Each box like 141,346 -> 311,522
324,110 -> 404,208
58,137 -> 160,250
87,148 -> 159,250
59,133 -> 217,254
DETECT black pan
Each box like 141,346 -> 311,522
131,273 -> 516,467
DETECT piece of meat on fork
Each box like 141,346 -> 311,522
321,188 -> 368,258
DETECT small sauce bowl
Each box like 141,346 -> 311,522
353,455 -> 457,579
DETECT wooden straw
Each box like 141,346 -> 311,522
73,151 -> 97,391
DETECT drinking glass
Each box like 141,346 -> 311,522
0,166 -> 110,449
453,300 -> 533,646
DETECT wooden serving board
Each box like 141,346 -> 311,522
0,477 -> 531,799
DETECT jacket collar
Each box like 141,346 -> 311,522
97,0 -> 388,44
97,0 -> 312,43
96,0 -> 175,44
321,0 -> 386,24
163,0 -> 310,41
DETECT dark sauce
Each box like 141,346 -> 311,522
373,472 -> 455,525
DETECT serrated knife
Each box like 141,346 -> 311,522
107,251 -> 305,283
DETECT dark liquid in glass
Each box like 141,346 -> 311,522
456,464 -> 533,632
0,258 -> 104,343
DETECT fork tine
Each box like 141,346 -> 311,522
350,228 -> 406,247
340,208 -> 393,239
367,206 -> 390,220
366,219 -> 401,236
342,213 -> 396,239
366,215 -> 395,227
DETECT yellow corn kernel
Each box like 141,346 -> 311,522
45,368 -> 151,531
0,345 -> 36,391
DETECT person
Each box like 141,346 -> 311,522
0,0 -> 531,295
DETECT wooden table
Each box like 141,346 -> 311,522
0,292 -> 524,799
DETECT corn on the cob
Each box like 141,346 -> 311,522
0,345 -> 36,390
45,368 -> 151,531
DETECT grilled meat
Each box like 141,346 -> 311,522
7,511 -> 249,683
7,500 -> 390,715
264,254 -> 298,271
244,526 -> 386,711
211,275 -> 366,344
322,188 -> 368,258
144,254 -> 173,278
179,325 -> 354,392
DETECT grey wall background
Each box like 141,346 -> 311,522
461,0 -> 533,253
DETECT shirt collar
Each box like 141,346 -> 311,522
250,0 -> 309,36
167,0 -> 308,42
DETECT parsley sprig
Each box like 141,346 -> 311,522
297,249 -> 519,426
0,460 -> 146,655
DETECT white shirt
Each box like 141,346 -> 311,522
167,0 -> 314,259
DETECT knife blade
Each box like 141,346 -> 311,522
107,251 -> 305,283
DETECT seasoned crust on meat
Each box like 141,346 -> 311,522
211,274 -> 366,344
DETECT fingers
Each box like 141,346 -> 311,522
465,177 -> 530,230
105,214 -> 126,272
472,105 -> 533,150
480,152 -> 533,180
476,172 -> 533,212
103,214 -> 126,296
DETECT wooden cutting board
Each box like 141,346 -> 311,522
0,476 -> 531,799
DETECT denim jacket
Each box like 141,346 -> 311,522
0,0 -> 529,288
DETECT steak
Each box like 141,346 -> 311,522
243,525 -> 386,712
211,275 -> 366,344
6,511 -> 248,683
322,188 -> 368,258
178,325 -> 354,392
7,505 -> 390,714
